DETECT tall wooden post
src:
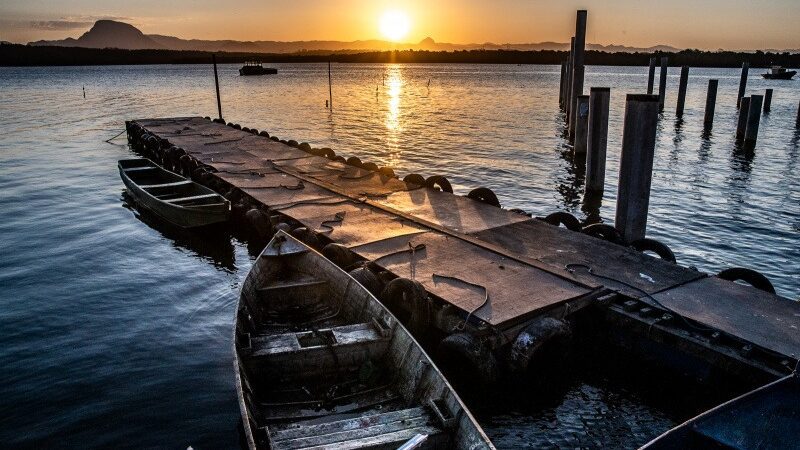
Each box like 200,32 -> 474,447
565,37 -> 575,116
647,57 -> 656,95
615,94 -> 660,243
737,62 -> 749,108
763,89 -> 773,113
568,10 -> 587,142
744,95 -> 763,144
658,56 -> 668,112
559,62 -> 567,109
212,54 -> 223,121
574,95 -> 590,155
585,87 -> 610,195
736,96 -> 751,140
676,66 -> 689,117
797,99 -> 800,129
704,79 -> 718,129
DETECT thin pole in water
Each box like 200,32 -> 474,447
328,61 -> 333,110
704,79 -> 718,129
212,54 -> 223,121
82,85 -> 86,99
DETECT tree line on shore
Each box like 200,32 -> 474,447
2,42 -> 798,68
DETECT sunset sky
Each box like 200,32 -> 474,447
1,0 -> 799,50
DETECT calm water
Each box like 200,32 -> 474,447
1,63 -> 798,448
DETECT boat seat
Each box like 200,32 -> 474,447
123,166 -> 157,172
242,321 -> 392,380
140,180 -> 193,189
256,276 -> 328,293
267,406 -> 446,450
164,193 -> 219,204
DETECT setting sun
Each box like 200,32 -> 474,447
379,10 -> 411,42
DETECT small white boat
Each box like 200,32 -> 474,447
118,158 -> 230,228
234,231 -> 494,450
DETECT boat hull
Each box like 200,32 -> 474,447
239,67 -> 278,76
234,231 -> 494,450
118,159 -> 230,228
762,70 -> 796,80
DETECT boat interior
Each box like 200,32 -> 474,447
120,159 -> 227,208
236,235 -> 478,449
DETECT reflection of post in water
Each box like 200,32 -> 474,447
555,141 -> 586,210
698,129 -> 712,164
581,190 -> 602,225
730,140 -> 755,175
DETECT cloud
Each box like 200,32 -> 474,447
30,20 -> 93,30
29,15 -> 134,31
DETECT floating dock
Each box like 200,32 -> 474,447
128,116 -> 799,386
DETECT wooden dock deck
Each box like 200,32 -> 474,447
131,117 -> 800,368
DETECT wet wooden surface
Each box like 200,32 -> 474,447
651,277 -> 800,359
351,232 -> 591,326
471,219 -> 705,298
135,117 -> 800,354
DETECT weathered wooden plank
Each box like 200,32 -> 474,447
651,277 -> 800,359
275,200 -> 428,248
351,232 -> 591,327
272,413 -> 435,449
471,220 -> 705,297
374,188 -> 529,234
269,406 -> 428,442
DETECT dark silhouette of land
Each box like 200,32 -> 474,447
2,42 -> 798,68
28,19 -> 682,54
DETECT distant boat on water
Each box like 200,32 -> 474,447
239,61 -> 278,76
762,66 -> 796,80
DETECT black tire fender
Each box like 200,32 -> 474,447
631,238 -> 676,263
467,187 -> 501,207
717,268 -> 776,294
425,175 -> 453,193
543,212 -> 582,232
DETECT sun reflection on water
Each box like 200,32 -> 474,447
384,65 -> 403,164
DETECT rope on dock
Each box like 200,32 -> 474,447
432,273 -> 489,330
104,129 -> 127,143
316,211 -> 346,234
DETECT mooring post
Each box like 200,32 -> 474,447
566,37 -> 575,116
647,57 -> 656,95
585,87 -> 610,195
676,66 -> 689,117
797,99 -> 800,129
658,57 -> 668,112
212,54 -> 223,121
559,61 -> 567,109
744,94 -> 763,144
574,95 -> 590,155
328,61 -> 333,110
615,94 -> 660,244
568,11 -> 587,142
704,79 -> 718,129
735,96 -> 751,140
737,62 -> 749,108
763,89 -> 773,113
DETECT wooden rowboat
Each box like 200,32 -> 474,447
118,158 -> 230,228
641,371 -> 800,449
234,231 -> 495,450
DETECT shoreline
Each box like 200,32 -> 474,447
2,43 -> 799,68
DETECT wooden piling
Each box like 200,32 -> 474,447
328,61 -> 333,110
566,37 -> 575,116
737,62 -> 749,109
797,99 -> 800,128
574,95 -> 590,155
568,11 -> 587,142
735,96 -> 751,140
676,66 -> 689,117
763,89 -> 773,113
704,79 -> 718,128
647,57 -> 656,95
585,88 -> 610,195
658,57 -> 668,112
744,95 -> 763,144
559,61 -> 567,109
615,94 -> 660,244
212,54 -> 223,121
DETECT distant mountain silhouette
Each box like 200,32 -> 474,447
29,20 -> 165,50
29,20 -> 682,53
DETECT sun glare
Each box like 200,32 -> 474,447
379,10 -> 411,42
